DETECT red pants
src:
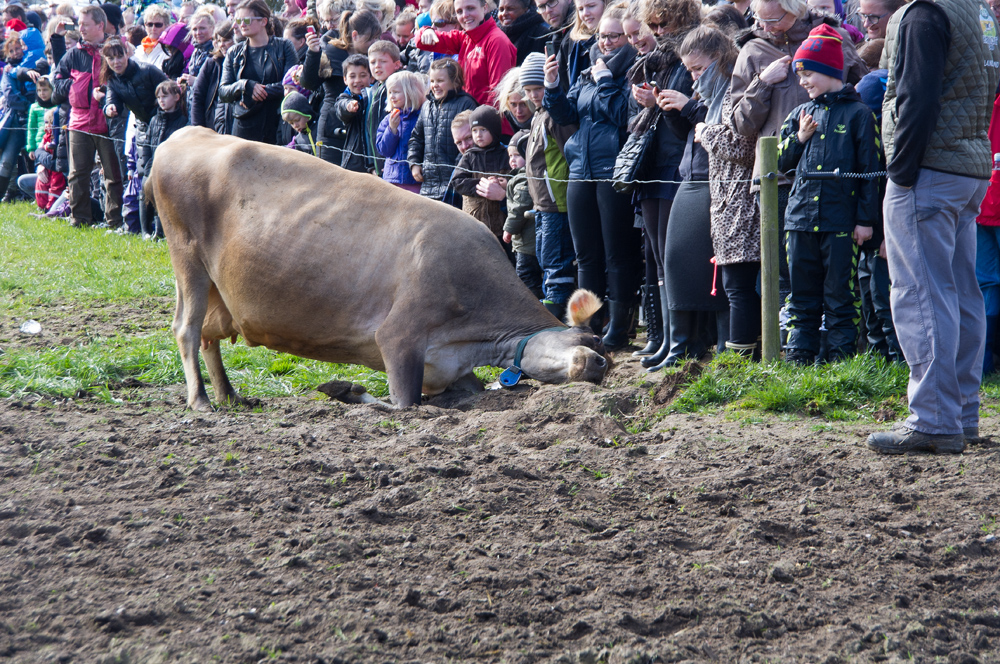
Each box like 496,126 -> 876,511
35,169 -> 66,211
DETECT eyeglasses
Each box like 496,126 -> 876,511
757,10 -> 789,24
234,17 -> 263,25
145,21 -> 164,28
857,11 -> 888,23
536,0 -> 558,9
598,31 -> 623,41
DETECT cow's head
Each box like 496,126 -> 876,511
519,290 -> 610,385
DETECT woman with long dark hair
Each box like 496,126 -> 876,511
218,0 -> 298,144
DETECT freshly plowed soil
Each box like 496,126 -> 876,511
2,323 -> 1000,663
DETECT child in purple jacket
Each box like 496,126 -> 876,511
375,71 -> 425,192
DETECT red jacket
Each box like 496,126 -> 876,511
978,93 -> 1000,227
53,41 -> 108,135
416,18 -> 516,107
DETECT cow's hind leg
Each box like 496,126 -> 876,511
171,268 -> 213,412
202,340 -> 260,408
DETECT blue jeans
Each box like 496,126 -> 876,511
0,127 -> 25,179
976,224 -> 1000,316
535,210 -> 576,305
884,170 -> 989,434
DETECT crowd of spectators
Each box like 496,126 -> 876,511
0,0 -> 997,452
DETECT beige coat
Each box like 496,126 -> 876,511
729,13 -> 868,188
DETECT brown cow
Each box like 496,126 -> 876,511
147,128 -> 609,410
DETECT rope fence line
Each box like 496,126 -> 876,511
8,123 -> 892,186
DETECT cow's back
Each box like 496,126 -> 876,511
149,128 -> 545,364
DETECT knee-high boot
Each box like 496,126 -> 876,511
646,310 -> 706,372
641,283 -> 671,368
602,299 -> 635,351
633,285 -> 663,356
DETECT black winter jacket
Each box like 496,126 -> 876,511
407,89 -> 478,200
106,60 -> 167,125
141,107 -> 190,176
777,84 -> 878,233
191,55 -> 223,129
500,10 -> 549,65
297,37 -> 349,164
218,36 -> 297,139
334,90 -> 370,173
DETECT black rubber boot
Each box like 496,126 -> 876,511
543,300 -> 567,324
715,308 -> 730,355
601,299 -> 635,351
725,341 -> 757,357
641,283 -> 671,368
646,310 -> 706,372
633,285 -> 663,357
0,176 -> 10,203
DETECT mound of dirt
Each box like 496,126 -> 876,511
1,346 -> 999,663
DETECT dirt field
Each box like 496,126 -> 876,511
2,303 -> 1000,664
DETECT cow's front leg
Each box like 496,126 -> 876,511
375,328 -> 425,407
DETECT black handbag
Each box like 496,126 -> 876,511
612,113 -> 659,194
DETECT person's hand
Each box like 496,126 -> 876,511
656,88 -> 689,112
54,18 -> 68,35
388,108 -> 401,132
797,109 -> 818,143
543,53 -> 559,86
694,121 -> 706,143
760,56 -> 791,85
632,84 -> 656,108
476,176 -> 507,201
591,57 -> 608,81
251,83 -> 268,102
411,165 -> 423,182
346,99 -> 359,113
27,151 -> 34,161
853,225 -> 873,246
878,239 -> 887,259
306,30 -> 321,52
105,103 -> 118,118
37,168 -> 48,183
93,88 -> 105,103
420,28 -> 439,46
26,70 -> 41,83
503,231 -> 513,243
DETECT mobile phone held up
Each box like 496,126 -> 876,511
545,43 -> 555,58
306,25 -> 316,34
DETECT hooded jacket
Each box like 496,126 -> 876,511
53,40 -> 109,134
376,106 -> 421,185
415,18 -> 517,105
281,91 -> 318,156
407,88 -> 478,200
729,12 -> 868,187
544,42 -> 637,179
453,129 -> 511,238
297,36 -> 350,164
776,84 -> 878,233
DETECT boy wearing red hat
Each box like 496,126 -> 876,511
776,23 -> 879,365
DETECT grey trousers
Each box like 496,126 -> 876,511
883,169 -> 989,435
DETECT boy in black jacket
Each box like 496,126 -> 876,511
334,54 -> 373,173
777,24 -> 877,365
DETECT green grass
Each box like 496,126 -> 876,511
671,351 -> 910,419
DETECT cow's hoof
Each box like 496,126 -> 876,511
317,380 -> 379,405
189,399 -> 215,413
219,395 -> 261,410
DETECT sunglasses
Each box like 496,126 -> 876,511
432,19 -> 453,26
234,17 -> 263,25
645,20 -> 669,30
145,21 -> 164,28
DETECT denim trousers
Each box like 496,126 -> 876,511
884,169 -> 989,434
534,210 -> 577,305
976,224 -> 1000,317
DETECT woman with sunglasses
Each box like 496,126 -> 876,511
135,5 -> 171,70
624,0 -> 700,366
415,0 -> 516,105
543,5 -> 639,350
219,0 -> 298,143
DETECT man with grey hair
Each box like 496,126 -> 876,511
867,0 -> 1000,454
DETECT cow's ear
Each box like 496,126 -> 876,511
567,289 -> 601,327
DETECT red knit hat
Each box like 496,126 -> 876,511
5,18 -> 27,33
793,23 -> 844,80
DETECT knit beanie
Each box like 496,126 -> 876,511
793,24 -> 844,80
283,65 -> 310,97
101,3 -> 124,30
520,51 -> 546,88
281,91 -> 316,123
511,130 -> 529,158
5,18 -> 27,33
469,105 -> 502,143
